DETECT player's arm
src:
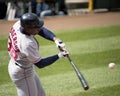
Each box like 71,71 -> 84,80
34,51 -> 69,68
38,27 -> 56,41
38,27 -> 62,43
23,42 -> 68,68
34,55 -> 58,68
38,27 -> 67,51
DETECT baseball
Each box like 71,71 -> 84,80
108,63 -> 116,69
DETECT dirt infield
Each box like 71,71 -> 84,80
0,12 -> 120,35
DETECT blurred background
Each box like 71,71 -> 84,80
0,0 -> 120,20
0,1 -> 120,96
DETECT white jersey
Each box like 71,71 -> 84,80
8,21 -> 41,68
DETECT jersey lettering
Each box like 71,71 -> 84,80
8,27 -> 20,60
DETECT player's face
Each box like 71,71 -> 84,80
24,27 -> 40,35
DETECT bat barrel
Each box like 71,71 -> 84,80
67,55 -> 89,90
79,76 -> 89,90
84,86 -> 89,90
74,63 -> 89,90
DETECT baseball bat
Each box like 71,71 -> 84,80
67,55 -> 89,90
57,44 -> 89,90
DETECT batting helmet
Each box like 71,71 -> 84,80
20,13 -> 44,28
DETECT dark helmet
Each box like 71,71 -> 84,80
20,13 -> 44,28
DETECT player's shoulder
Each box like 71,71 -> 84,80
19,35 -> 35,45
19,35 -> 38,51
12,20 -> 21,31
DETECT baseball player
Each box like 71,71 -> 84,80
8,13 -> 69,96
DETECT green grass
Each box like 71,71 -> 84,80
0,25 -> 120,96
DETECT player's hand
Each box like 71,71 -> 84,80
58,50 -> 69,58
55,39 -> 66,51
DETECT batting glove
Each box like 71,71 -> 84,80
55,39 -> 66,51
58,50 -> 69,58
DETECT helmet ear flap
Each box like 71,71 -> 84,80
20,13 -> 44,28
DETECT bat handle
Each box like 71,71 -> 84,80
66,55 -> 72,61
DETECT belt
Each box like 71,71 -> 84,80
15,62 -> 33,69
15,63 -> 27,69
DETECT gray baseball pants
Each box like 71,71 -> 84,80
8,59 -> 46,96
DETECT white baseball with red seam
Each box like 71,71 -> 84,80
108,63 -> 116,69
